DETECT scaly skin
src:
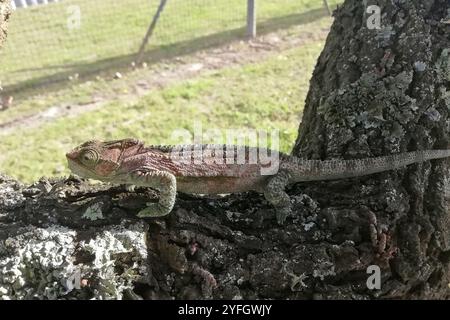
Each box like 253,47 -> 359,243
66,139 -> 450,224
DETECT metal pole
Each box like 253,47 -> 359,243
136,0 -> 168,64
323,0 -> 332,16
247,0 -> 256,38
18,0 -> 27,8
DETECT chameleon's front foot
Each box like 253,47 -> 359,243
130,170 -> 177,219
137,202 -> 172,218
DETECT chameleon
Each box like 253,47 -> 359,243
66,139 -> 450,224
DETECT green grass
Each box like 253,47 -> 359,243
0,41 -> 324,182
0,0 -> 336,89
0,16 -> 333,125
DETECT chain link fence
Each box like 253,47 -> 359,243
0,0 -> 340,93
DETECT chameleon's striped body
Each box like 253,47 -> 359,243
66,139 -> 450,224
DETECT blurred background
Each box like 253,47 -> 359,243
0,0 -> 342,182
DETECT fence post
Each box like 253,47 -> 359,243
18,0 -> 27,8
136,0 -> 168,64
323,0 -> 332,16
246,0 -> 256,38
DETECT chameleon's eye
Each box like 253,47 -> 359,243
80,149 -> 99,166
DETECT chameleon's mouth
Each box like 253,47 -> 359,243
66,157 -> 97,180
66,156 -> 117,183
65,151 -> 77,160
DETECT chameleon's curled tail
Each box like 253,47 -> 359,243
285,149 -> 450,182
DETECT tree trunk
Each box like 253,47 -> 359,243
1,0 -> 449,300
0,0 -> 10,48
293,0 -> 450,298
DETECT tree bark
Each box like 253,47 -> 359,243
0,0 -> 10,49
293,0 -> 450,298
1,0 -> 449,300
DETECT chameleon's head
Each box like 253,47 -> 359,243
66,139 -> 144,181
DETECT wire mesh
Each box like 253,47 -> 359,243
0,0 -> 340,93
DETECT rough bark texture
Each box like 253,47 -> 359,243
0,0 -> 10,49
293,0 -> 450,298
1,0 -> 449,300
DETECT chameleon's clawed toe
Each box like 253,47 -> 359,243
124,184 -> 136,192
275,206 -> 292,225
137,203 -> 170,218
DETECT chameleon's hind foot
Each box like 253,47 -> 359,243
137,203 -> 171,218
275,206 -> 292,225
263,171 -> 292,225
